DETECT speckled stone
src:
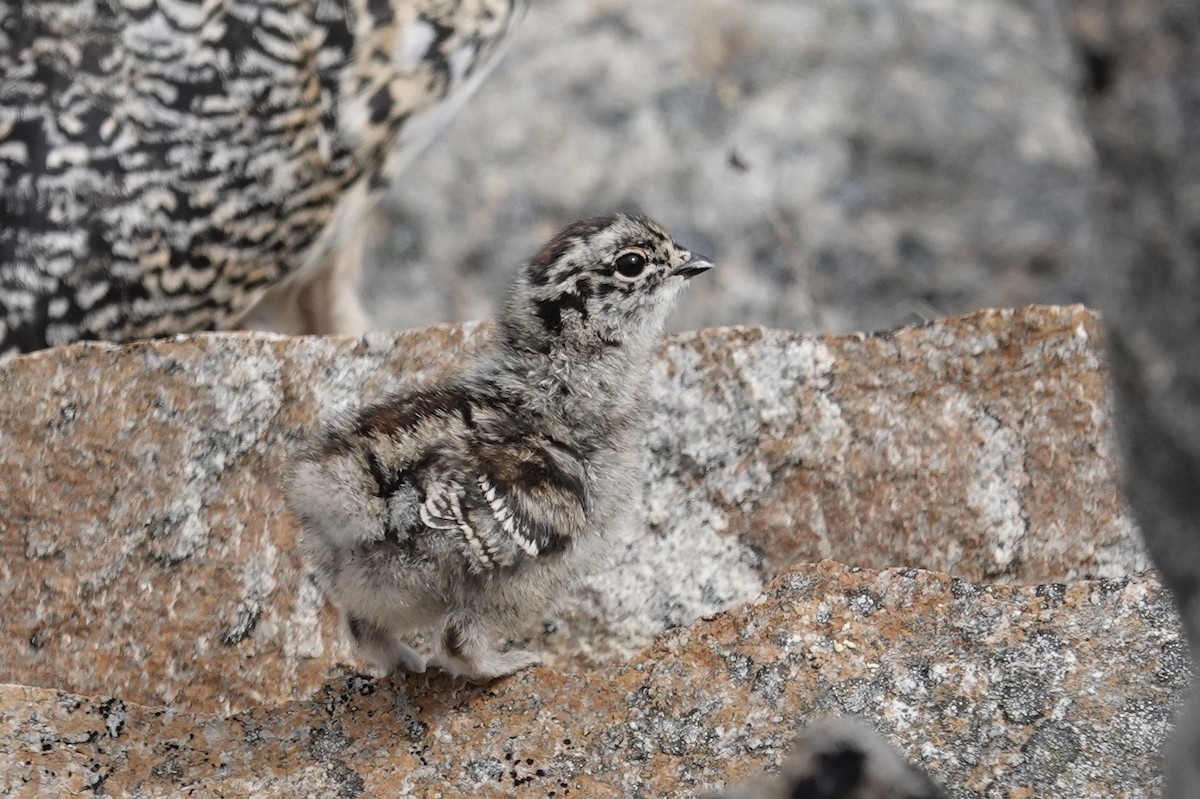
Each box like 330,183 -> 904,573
1068,1 -> 1200,795
0,306 -> 1146,717
0,563 -> 1185,797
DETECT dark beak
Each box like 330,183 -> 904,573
673,252 -> 714,279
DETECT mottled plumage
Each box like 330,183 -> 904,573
286,214 -> 712,681
0,0 -> 525,357
708,718 -> 946,799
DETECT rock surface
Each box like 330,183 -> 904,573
364,0 -> 1095,336
0,306 -> 1147,720
0,304 -> 1180,795
0,563 -> 1184,798
1068,1 -> 1200,794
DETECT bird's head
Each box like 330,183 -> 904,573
500,214 -> 713,354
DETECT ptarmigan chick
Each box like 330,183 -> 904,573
708,717 -> 946,799
286,214 -> 712,681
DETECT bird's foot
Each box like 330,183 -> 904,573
346,613 -> 427,674
431,616 -> 541,682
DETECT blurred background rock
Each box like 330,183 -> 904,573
364,0 -> 1094,336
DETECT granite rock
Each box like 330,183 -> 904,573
1067,1 -> 1200,795
0,306 -> 1146,718
0,562 -> 1184,797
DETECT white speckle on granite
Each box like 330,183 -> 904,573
286,575 -> 328,661
966,406 -> 1028,575
580,502 -> 764,657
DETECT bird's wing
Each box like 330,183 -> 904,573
475,439 -> 590,560
417,440 -> 589,571
352,388 -> 589,571
418,477 -> 509,570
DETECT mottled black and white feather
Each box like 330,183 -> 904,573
0,0 -> 526,357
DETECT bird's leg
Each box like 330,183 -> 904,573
430,614 -> 540,682
295,237 -> 370,335
346,613 -> 426,674
236,236 -> 370,335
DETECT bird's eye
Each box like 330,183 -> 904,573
614,252 -> 647,278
